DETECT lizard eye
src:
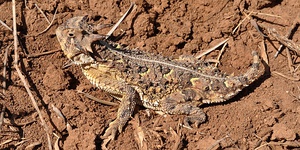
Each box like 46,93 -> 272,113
204,86 -> 210,91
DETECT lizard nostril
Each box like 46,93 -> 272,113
68,33 -> 74,37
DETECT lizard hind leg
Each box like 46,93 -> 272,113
160,91 -> 207,128
165,102 -> 207,128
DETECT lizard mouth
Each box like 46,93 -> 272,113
68,51 -> 95,65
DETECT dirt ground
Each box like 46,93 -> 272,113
0,0 -> 300,149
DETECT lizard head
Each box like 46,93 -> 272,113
56,16 -> 105,65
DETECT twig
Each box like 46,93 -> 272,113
286,46 -> 294,73
241,11 -> 267,37
274,14 -> 300,58
206,135 -> 231,150
253,129 -> 273,148
14,139 -> 29,146
272,71 -> 300,81
106,2 -> 135,39
12,0 -> 52,149
170,127 -> 183,150
250,19 -> 267,37
35,3 -> 51,24
295,64 -> 300,73
77,90 -> 118,106
34,6 -> 58,36
3,43 -> 12,94
51,104 -> 67,125
24,0 -> 29,9
12,0 -> 19,66
0,19 -> 27,56
25,141 -> 42,150
27,49 -> 61,58
62,60 -> 74,69
0,19 -> 13,31
232,11 -> 253,35
196,38 -> 229,59
206,59 -> 220,64
53,133 -> 60,150
14,40 -> 53,150
0,106 -> 5,131
244,10 -> 283,19
0,138 -> 25,146
259,40 -> 269,64
215,41 -> 227,67
268,28 -> 300,56
3,118 -> 35,126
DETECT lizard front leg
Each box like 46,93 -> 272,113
81,65 -> 138,141
102,86 -> 137,140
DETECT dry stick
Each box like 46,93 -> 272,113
0,138 -> 25,146
215,42 -> 227,67
27,49 -> 61,58
196,38 -> 229,59
294,64 -> 300,73
286,46 -> 294,74
34,6 -> 58,36
105,2 -> 135,39
0,19 -> 13,31
14,39 -> 53,150
3,43 -> 12,94
205,59 -> 220,64
244,10 -> 282,19
24,141 -> 42,150
0,106 -> 5,131
268,27 -> 299,73
35,3 -> 51,24
272,71 -> 300,81
77,90 -> 118,106
274,14 -> 300,58
0,20 -> 28,55
242,11 -> 267,37
14,139 -> 29,146
268,28 -> 300,56
53,133 -> 60,150
51,104 -> 66,123
259,40 -> 269,64
24,0 -> 29,9
232,11 -> 253,35
3,118 -> 35,126
11,0 -> 52,149
62,60 -> 74,69
206,135 -> 231,150
250,19 -> 267,37
51,103 -> 72,132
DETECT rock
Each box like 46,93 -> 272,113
271,123 -> 296,141
64,128 -> 96,150
196,136 -> 219,150
43,64 -> 70,90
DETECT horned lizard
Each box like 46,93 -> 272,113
56,16 -> 263,142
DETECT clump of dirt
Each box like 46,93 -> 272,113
43,64 -> 70,90
1,0 -> 300,149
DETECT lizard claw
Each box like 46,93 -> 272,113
183,114 -> 206,128
101,119 -> 124,148
101,119 -> 122,140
